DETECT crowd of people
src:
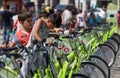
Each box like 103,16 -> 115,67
0,4 -> 105,48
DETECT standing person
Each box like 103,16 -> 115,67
0,4 -> 14,45
117,10 -> 120,33
76,9 -> 86,30
61,5 -> 72,30
96,14 -> 101,26
88,12 -> 96,28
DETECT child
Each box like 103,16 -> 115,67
1,11 -> 33,78
33,13 -> 63,42
11,11 -> 33,47
1,11 -> 33,48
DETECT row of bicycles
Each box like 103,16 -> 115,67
0,25 -> 119,78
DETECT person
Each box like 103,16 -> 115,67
61,5 -> 72,30
96,14 -> 101,26
33,13 -> 63,42
117,10 -> 120,33
1,11 -> 33,78
1,11 -> 33,48
0,4 -> 14,46
87,12 -> 96,28
76,9 -> 86,30
26,11 -> 63,48
54,8 -> 60,15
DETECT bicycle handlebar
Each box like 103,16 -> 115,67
0,46 -> 23,51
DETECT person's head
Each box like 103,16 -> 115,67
6,5 -> 10,10
39,11 -> 49,19
65,5 -> 70,10
54,8 -> 59,14
118,10 -> 120,14
97,14 -> 100,16
3,4 -> 10,10
18,11 -> 33,30
79,9 -> 82,13
45,14 -> 62,29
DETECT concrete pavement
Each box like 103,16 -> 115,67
111,50 -> 120,78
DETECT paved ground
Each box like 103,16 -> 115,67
110,49 -> 120,78
0,29 -> 120,78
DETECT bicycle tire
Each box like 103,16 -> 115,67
0,57 -> 21,78
112,33 -> 120,45
89,55 -> 110,78
95,44 -> 116,67
66,74 -> 90,78
0,61 -> 5,70
80,61 -> 107,78
106,37 -> 119,53
104,42 -> 117,55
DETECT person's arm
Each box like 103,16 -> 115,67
1,35 -> 17,48
61,12 -> 64,25
34,19 -> 42,41
75,14 -> 79,28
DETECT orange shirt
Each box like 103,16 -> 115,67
14,30 -> 30,46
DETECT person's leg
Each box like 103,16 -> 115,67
6,26 -> 12,45
2,26 -> 7,44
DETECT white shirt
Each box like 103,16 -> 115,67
12,15 -> 23,32
62,9 -> 72,25
76,13 -> 85,27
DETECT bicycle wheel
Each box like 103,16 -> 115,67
89,55 -> 110,78
104,42 -> 116,54
0,58 -> 18,78
112,33 -> 120,45
106,37 -> 119,53
66,74 -> 90,78
94,44 -> 116,67
0,58 -> 19,78
80,62 -> 107,78
0,61 -> 5,70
